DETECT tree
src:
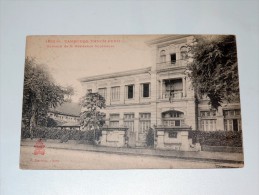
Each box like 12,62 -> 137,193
187,35 -> 240,109
22,57 -> 73,138
79,92 -> 106,141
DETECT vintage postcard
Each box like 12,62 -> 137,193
20,35 -> 244,169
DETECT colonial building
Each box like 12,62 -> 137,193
79,35 -> 241,145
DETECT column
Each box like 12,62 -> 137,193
134,112 -> 139,141
120,85 -> 125,104
134,83 -> 140,103
216,107 -> 225,130
150,45 -> 158,72
166,54 -> 171,63
119,113 -> 124,127
156,131 -> 165,149
106,87 -> 111,105
180,131 -> 190,151
160,80 -> 163,99
182,77 -> 186,97
157,109 -> 162,126
100,130 -> 107,146
186,100 -> 197,130
150,71 -> 157,127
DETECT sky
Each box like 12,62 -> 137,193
25,35 -> 161,102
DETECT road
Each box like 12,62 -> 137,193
20,145 -> 221,169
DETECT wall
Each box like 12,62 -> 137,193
100,130 -> 126,147
156,130 -> 193,151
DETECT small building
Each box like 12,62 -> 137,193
48,102 -> 81,130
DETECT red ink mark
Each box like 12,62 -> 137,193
33,139 -> 45,155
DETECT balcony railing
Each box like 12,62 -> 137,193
161,91 -> 183,99
157,60 -> 187,71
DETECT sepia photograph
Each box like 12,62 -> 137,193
20,35 -> 244,169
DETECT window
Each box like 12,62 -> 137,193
160,50 -> 166,63
139,113 -> 151,133
98,88 -> 107,99
200,110 -> 216,117
110,121 -> 119,127
162,111 -> 183,118
110,114 -> 119,120
140,113 -> 151,119
163,79 -> 183,99
175,120 -> 180,126
162,111 -> 183,127
126,85 -> 134,99
124,113 -> 134,132
223,109 -> 242,131
124,114 -> 134,120
223,109 -> 241,117
110,114 -> 119,127
200,110 -> 217,131
142,83 -> 150,98
201,120 -> 217,131
170,53 -> 176,64
163,120 -> 181,127
111,86 -> 120,101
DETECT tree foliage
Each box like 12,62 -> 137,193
187,35 -> 240,109
22,57 -> 73,137
79,92 -> 106,131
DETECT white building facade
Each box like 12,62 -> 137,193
80,35 -> 241,144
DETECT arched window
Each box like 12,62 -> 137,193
160,50 -> 166,63
162,110 -> 184,127
180,46 -> 188,60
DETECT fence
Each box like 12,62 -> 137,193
21,127 -> 97,144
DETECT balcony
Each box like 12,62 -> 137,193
161,91 -> 183,100
157,60 -> 187,71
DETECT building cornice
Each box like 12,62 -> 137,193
79,67 -> 151,83
107,102 -> 151,108
146,35 -> 193,46
156,65 -> 186,73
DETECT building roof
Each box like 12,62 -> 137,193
79,67 -> 151,82
49,102 -> 81,117
58,121 -> 80,127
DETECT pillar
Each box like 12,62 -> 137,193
134,112 -> 139,141
216,107 -> 225,130
106,87 -> 111,105
134,83 -> 140,103
119,113 -> 124,127
120,85 -> 125,104
156,131 -> 165,149
182,77 -> 186,97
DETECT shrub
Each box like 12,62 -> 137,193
21,128 -> 31,139
146,128 -> 155,147
189,130 -> 243,147
21,127 -> 96,144
80,130 -> 95,144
